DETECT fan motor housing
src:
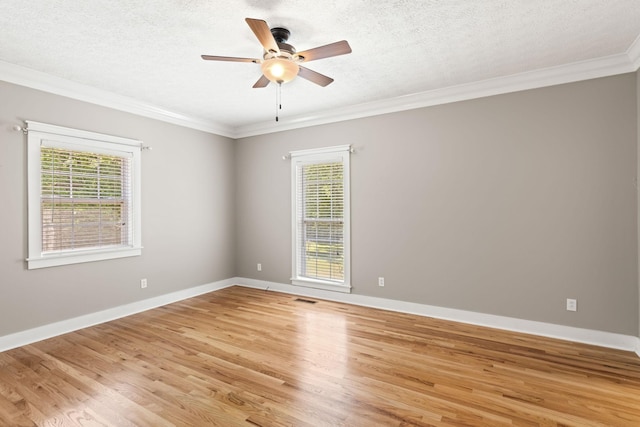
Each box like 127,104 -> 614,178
278,42 -> 296,55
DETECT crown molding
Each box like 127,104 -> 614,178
2,48 -> 638,140
235,52 -> 639,138
627,33 -> 640,70
0,61 -> 235,138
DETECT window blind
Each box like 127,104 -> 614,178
296,160 -> 345,282
40,146 -> 133,253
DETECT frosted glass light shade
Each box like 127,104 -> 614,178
261,58 -> 300,83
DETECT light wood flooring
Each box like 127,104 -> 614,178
1,286 -> 640,426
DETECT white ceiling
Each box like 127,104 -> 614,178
1,1 -> 639,138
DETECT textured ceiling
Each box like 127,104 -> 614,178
1,1 -> 639,138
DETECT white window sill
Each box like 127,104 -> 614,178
27,247 -> 142,270
291,278 -> 351,293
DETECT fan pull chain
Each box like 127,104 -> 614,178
275,82 -> 282,122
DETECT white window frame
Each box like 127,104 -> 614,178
26,121 -> 142,269
290,144 -> 351,293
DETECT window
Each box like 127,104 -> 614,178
27,121 -> 142,269
291,145 -> 351,293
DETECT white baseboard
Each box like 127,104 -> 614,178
234,277 -> 640,355
2,276 -> 638,358
0,278 -> 236,353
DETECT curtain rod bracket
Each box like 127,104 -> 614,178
12,124 -> 28,135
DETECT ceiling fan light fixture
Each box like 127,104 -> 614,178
261,58 -> 299,83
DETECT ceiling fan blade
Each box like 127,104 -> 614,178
298,66 -> 334,87
296,40 -> 352,62
245,18 -> 280,54
253,74 -> 270,88
201,55 -> 259,63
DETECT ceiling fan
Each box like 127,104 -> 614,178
201,18 -> 352,88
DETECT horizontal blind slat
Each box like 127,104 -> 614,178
297,160 -> 345,282
40,146 -> 132,254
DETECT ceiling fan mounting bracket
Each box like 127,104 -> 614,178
270,27 -> 291,43
269,27 -> 296,55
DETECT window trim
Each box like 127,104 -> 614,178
290,145 -> 351,293
26,121 -> 142,269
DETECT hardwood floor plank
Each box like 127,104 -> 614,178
1,286 -> 640,426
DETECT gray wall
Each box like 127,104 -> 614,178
1,73 -> 638,340
0,81 -> 236,336
236,74 -> 639,336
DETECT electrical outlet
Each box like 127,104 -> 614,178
140,278 -> 147,289
257,263 -> 262,272
566,298 -> 577,312
378,277 -> 384,287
